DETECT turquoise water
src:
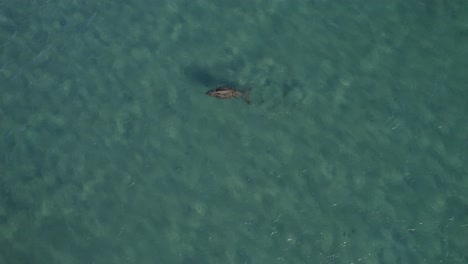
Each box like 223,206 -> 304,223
1,0 -> 467,263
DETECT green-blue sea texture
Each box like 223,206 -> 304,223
0,1 -> 467,263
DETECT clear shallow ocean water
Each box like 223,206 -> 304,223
0,0 -> 467,263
